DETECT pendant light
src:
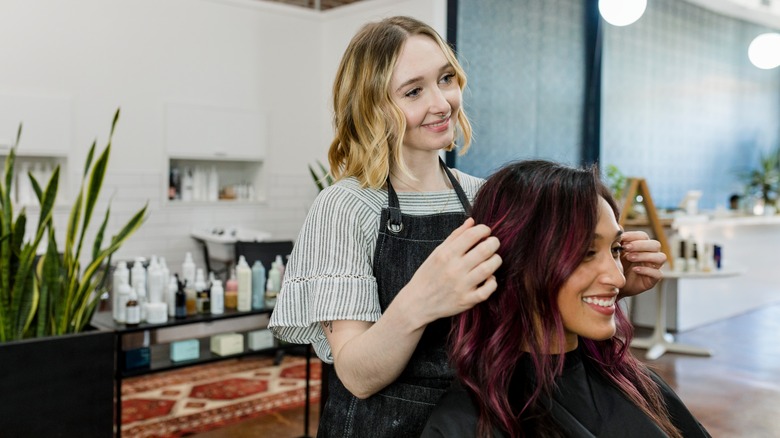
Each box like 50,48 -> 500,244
748,33 -> 780,70
599,0 -> 647,27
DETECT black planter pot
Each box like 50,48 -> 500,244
0,329 -> 115,437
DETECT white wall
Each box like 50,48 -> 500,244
0,0 -> 445,277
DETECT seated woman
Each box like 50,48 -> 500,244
421,160 -> 710,438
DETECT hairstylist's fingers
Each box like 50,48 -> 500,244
463,235 -> 500,268
465,247 -> 501,283
442,217 -> 476,244
447,223 -> 493,256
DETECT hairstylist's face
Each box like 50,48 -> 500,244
557,197 -> 626,352
389,34 -> 461,155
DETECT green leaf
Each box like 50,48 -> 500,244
92,204 -> 110,262
80,144 -> 109,253
308,165 -> 325,191
29,173 -> 43,203
83,140 -> 96,178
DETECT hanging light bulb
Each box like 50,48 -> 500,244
599,0 -> 647,27
748,33 -> 780,70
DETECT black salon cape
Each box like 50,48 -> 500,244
421,347 -> 710,438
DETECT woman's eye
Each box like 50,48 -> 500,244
611,246 -> 624,258
440,73 -> 455,85
584,250 -> 597,259
405,87 -> 422,98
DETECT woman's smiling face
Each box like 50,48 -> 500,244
557,196 -> 627,351
389,34 -> 462,156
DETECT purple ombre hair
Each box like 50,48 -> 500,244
450,160 -> 680,437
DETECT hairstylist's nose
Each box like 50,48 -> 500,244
429,87 -> 450,115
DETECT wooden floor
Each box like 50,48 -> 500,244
193,303 -> 780,438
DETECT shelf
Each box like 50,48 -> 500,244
121,340 -> 287,377
167,158 -> 263,204
91,308 -> 273,334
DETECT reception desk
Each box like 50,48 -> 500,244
630,213 -> 780,332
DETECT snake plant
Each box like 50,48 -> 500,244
0,108 -> 147,341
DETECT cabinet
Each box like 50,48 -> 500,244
164,102 -> 268,203
90,309 -> 313,437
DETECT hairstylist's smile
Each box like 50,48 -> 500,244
423,116 -> 450,132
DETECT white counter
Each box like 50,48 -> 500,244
630,213 -> 780,332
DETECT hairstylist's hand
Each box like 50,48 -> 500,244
619,230 -> 667,297
401,218 -> 502,326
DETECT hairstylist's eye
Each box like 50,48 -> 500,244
440,73 -> 455,85
405,87 -> 422,98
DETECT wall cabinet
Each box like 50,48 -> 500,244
164,103 -> 268,203
165,102 -> 268,161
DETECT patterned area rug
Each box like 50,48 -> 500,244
121,355 -> 321,438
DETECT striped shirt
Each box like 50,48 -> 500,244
268,169 -> 484,363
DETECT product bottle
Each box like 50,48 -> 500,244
125,291 -> 140,326
268,261 -> 282,295
236,256 -> 252,312
225,269 -> 238,310
208,165 -> 219,202
131,258 -> 147,295
112,261 -> 130,321
251,260 -> 266,310
175,274 -> 187,319
265,278 -> 278,308
194,268 -> 207,314
675,240 -> 687,273
135,282 -> 148,323
115,278 -> 133,323
182,252 -> 196,286
687,241 -> 698,273
211,279 -> 225,315
147,256 -> 164,304
166,276 -> 178,317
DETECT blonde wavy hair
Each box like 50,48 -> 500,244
328,16 -> 473,189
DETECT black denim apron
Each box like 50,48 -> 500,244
318,159 -> 472,438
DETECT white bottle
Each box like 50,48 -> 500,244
115,279 -> 132,323
274,255 -> 286,281
131,258 -> 147,293
147,256 -> 164,304
182,252 -> 196,287
194,268 -> 207,313
208,166 -> 219,202
135,282 -> 148,322
211,279 -> 225,315
125,290 -> 141,325
265,278 -> 277,308
236,255 -> 252,312
181,167 -> 194,202
166,277 -> 178,317
112,261 -> 130,321
160,257 -> 170,305
268,262 -> 282,294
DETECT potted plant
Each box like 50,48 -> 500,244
0,108 -> 147,436
743,148 -> 779,215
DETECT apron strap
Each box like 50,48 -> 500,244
439,157 -> 472,215
385,157 -> 471,234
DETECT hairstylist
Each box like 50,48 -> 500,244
269,16 -> 666,438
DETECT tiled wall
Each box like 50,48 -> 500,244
455,0 -> 586,177
601,0 -> 780,210
41,170 -> 318,281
